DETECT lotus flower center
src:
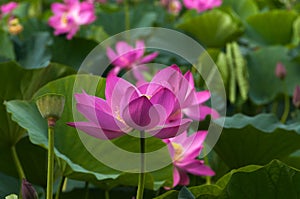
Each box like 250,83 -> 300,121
141,94 -> 151,100
171,142 -> 184,161
61,13 -> 68,26
115,108 -> 125,124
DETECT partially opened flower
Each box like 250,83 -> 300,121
183,0 -> 222,12
106,40 -> 158,82
68,71 -> 192,139
164,131 -> 215,187
48,0 -> 96,39
150,65 -> 219,121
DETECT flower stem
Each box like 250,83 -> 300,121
11,145 -> 26,199
84,182 -> 89,199
281,93 -> 290,123
105,190 -> 110,199
203,145 -> 211,185
47,124 -> 55,199
136,131 -> 145,199
281,82 -> 290,123
55,176 -> 66,199
124,0 -> 130,31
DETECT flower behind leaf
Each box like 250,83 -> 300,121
106,40 -> 158,82
151,65 -> 219,121
164,131 -> 215,187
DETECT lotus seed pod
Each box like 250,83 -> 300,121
36,94 -> 65,121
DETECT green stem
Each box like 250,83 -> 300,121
124,0 -> 130,31
281,93 -> 290,123
11,145 -> 26,180
11,145 -> 26,199
281,81 -> 290,123
105,190 -> 109,199
55,176 -> 66,199
203,145 -> 211,185
47,125 -> 55,199
271,101 -> 278,115
84,182 -> 89,199
136,131 -> 145,199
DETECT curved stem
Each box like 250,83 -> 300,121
47,126 -> 55,199
55,176 -> 66,199
11,145 -> 26,180
136,131 -> 145,199
11,145 -> 26,199
281,93 -> 290,123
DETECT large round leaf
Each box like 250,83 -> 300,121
156,160 -> 300,199
176,9 -> 244,48
246,10 -> 298,45
0,61 -> 74,185
222,0 -> 259,19
214,114 -> 300,169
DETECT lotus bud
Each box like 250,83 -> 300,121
36,94 -> 65,127
22,179 -> 38,199
275,62 -> 286,80
293,85 -> 300,108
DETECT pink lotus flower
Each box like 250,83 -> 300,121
164,131 -> 215,187
0,2 -> 18,15
106,40 -> 158,81
68,71 -> 192,139
48,0 -> 96,40
150,65 -> 219,121
183,0 -> 222,12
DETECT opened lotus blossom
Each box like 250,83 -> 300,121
68,70 -> 192,139
183,0 -> 222,12
107,40 -> 158,82
48,0 -> 96,40
150,65 -> 219,121
164,131 -> 215,187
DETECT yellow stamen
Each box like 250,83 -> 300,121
171,142 -> 184,161
8,18 -> 23,35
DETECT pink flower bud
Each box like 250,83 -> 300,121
168,0 -> 182,15
22,179 -> 38,199
275,62 -> 287,80
293,85 -> 300,108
